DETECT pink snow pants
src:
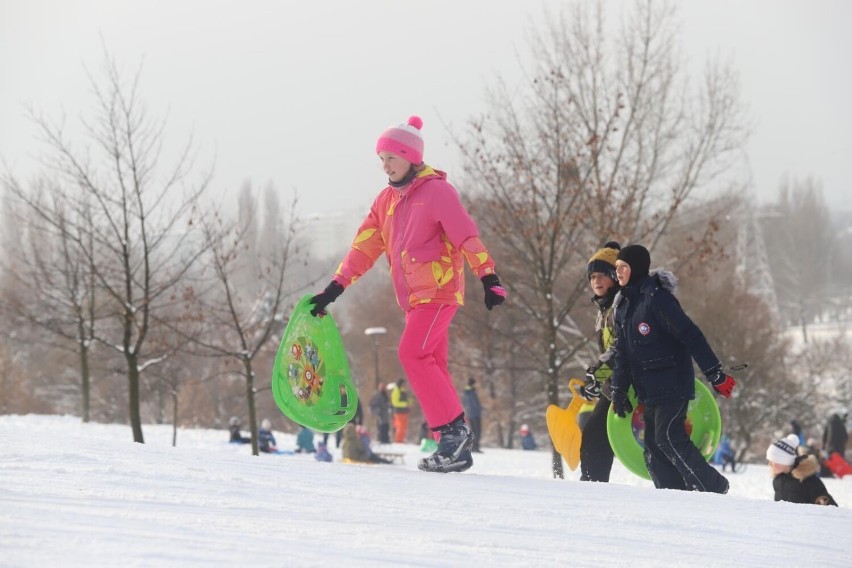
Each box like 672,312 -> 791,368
397,303 -> 463,430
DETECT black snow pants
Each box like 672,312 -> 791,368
580,395 -> 615,482
643,399 -> 729,494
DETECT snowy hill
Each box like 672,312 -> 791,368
1,415 -> 850,567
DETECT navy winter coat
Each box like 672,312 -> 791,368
612,270 -> 720,405
258,428 -> 277,453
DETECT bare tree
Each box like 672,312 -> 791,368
1,179 -> 102,421
182,184 -> 301,455
15,54 -> 211,442
456,0 -> 748,477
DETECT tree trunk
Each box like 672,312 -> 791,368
244,359 -> 259,456
78,331 -> 91,423
547,322 -> 564,479
171,390 -> 179,447
127,355 -> 144,443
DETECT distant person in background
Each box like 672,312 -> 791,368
295,426 -> 316,454
821,410 -> 852,478
352,396 -> 364,426
370,382 -> 392,444
357,425 -> 393,464
713,434 -> 737,473
258,419 -> 278,454
228,416 -> 251,444
315,441 -> 333,463
767,434 -> 837,506
323,393 -> 364,449
389,379 -> 411,444
789,419 -> 806,445
341,423 -> 391,464
341,423 -> 370,463
519,424 -> 538,450
306,115 -> 506,473
462,377 -> 483,453
798,437 -> 834,478
823,409 -> 848,458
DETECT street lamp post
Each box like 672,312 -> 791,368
364,327 -> 387,390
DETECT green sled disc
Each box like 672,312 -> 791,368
606,378 -> 722,480
271,294 -> 358,433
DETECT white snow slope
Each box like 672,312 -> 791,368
1,415 -> 850,567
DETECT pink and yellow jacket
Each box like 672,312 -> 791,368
332,166 -> 496,312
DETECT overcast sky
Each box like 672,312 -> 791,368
2,0 -> 850,218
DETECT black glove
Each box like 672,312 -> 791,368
611,387 -> 633,418
309,281 -> 345,316
481,274 -> 506,311
705,365 -> 736,398
580,370 -> 601,400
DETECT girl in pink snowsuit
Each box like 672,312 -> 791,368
309,115 -> 506,472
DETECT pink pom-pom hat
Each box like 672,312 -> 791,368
376,115 -> 424,165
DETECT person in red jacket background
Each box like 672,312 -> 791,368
309,115 -> 506,473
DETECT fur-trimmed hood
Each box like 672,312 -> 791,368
791,454 -> 821,481
772,454 -> 821,480
650,268 -> 677,294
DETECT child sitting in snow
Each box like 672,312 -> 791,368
341,423 -> 392,464
767,434 -> 837,506
228,416 -> 251,444
519,424 -> 538,450
358,425 -> 393,464
295,426 -> 316,454
258,418 -> 278,453
315,441 -> 333,463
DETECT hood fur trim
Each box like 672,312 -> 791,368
792,454 -> 820,480
651,268 -> 677,294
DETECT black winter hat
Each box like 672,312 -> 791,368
616,244 -> 651,285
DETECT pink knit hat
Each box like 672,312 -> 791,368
375,115 -> 424,165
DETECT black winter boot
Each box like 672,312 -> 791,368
417,416 -> 474,473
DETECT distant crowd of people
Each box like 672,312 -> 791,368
228,401 -> 849,508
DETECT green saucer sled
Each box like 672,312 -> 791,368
271,294 -> 358,433
606,378 -> 722,480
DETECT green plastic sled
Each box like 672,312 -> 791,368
606,378 -> 722,480
271,294 -> 358,433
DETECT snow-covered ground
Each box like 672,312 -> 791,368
1,414 -> 850,567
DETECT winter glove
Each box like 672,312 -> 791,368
705,366 -> 736,398
481,274 -> 507,311
309,281 -> 345,316
611,387 -> 633,418
579,369 -> 601,400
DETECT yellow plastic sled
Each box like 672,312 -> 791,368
546,378 -> 594,470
